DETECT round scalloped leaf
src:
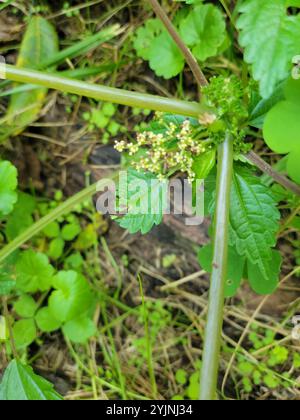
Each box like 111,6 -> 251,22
35,307 -> 62,333
149,31 -> 185,79
0,161 -> 18,217
13,319 -> 37,350
62,316 -> 97,344
15,250 -> 55,293
48,271 -> 95,323
14,295 -> 38,318
134,19 -> 163,61
180,4 -> 226,61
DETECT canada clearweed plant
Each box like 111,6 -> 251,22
0,0 -> 300,401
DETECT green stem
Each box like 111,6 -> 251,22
199,134 -> 234,400
4,65 -> 212,118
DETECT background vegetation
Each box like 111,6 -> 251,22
0,0 -> 299,400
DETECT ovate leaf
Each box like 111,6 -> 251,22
15,250 -> 55,293
192,150 -> 216,180
228,165 -> 280,279
0,16 -> 58,140
198,244 -> 246,297
180,4 -> 226,61
13,295 -> 38,318
0,360 -> 62,400
61,223 -> 81,241
0,161 -> 18,218
237,0 -> 300,98
48,237 -> 65,261
13,319 -> 37,350
247,250 -> 282,295
48,271 -> 95,323
35,307 -> 62,333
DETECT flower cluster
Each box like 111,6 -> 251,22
115,116 -> 211,183
203,75 -> 250,153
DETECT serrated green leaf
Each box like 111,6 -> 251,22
180,4 -> 226,61
48,271 -> 95,323
13,319 -> 37,350
0,161 -> 18,218
35,307 -> 62,333
247,250 -> 282,294
116,169 -> 168,235
16,250 -> 55,293
0,360 -> 62,400
14,295 -> 38,318
227,165 -> 280,279
237,0 -> 300,98
198,244 -> 245,297
0,16 -> 58,141
62,316 -> 97,344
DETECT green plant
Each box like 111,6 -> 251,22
236,325 -> 300,396
0,0 -> 300,401
83,102 -> 122,143
0,360 -> 62,400
134,2 -> 227,79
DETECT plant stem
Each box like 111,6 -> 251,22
246,151 -> 300,197
199,134 -> 234,400
2,297 -> 18,360
4,65 -> 213,118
